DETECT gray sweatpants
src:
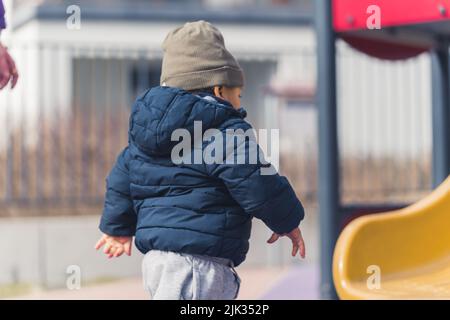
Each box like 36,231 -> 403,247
142,250 -> 241,300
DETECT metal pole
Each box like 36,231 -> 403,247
431,40 -> 450,187
315,0 -> 340,299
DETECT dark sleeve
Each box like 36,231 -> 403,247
99,146 -> 137,236
205,122 -> 305,235
0,1 -> 6,29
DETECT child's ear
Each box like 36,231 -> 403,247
213,86 -> 223,99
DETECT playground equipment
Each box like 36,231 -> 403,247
315,0 -> 450,298
333,175 -> 450,299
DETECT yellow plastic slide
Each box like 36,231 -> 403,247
333,175 -> 450,299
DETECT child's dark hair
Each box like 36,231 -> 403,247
187,87 -> 215,96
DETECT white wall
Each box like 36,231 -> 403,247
337,41 -> 432,158
0,212 -> 319,288
12,20 -> 314,53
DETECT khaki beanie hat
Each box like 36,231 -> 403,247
160,20 -> 245,91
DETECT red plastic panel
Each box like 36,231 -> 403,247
333,0 -> 450,32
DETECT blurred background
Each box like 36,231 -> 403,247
0,0 -> 433,299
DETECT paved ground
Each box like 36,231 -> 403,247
261,265 -> 320,300
12,265 -> 319,300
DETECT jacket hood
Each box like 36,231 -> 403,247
129,86 -> 247,155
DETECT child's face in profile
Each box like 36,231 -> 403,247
214,86 -> 243,110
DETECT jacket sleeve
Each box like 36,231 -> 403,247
99,146 -> 137,236
0,1 -> 5,29
205,124 -> 305,235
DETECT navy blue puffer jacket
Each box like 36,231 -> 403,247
99,86 -> 304,266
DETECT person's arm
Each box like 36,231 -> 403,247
99,146 -> 137,236
206,122 -> 305,235
0,1 -> 19,90
95,146 -> 136,258
205,122 -> 306,258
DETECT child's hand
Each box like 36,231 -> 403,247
267,227 -> 306,259
95,234 -> 133,258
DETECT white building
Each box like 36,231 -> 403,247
1,0 -> 315,148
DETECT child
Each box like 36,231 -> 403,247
95,20 -> 306,300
